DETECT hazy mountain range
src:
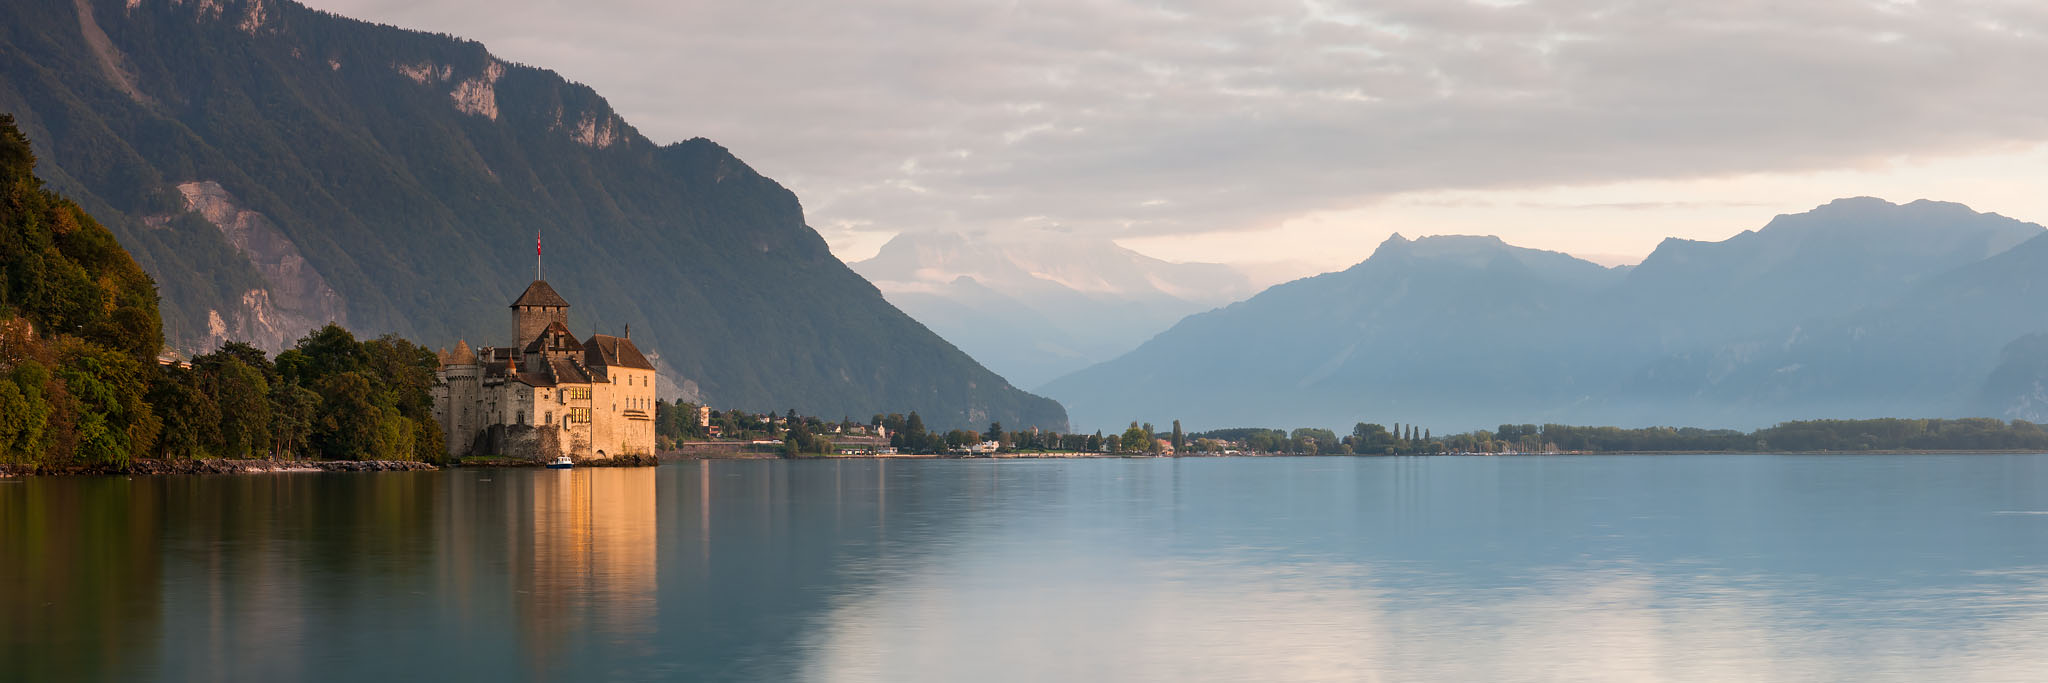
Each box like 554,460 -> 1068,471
0,0 -> 1062,430
1042,197 -> 2048,432
850,231 -> 1255,388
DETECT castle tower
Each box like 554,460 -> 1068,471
511,280 -> 570,346
441,339 -> 482,456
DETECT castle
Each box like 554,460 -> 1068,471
433,279 -> 657,461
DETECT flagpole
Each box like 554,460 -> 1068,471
536,230 -> 542,281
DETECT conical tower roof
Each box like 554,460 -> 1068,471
449,339 -> 477,365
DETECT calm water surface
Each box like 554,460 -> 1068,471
5,455 -> 2048,682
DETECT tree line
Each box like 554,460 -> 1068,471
1,117 -> 441,467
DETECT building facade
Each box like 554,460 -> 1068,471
433,280 -> 657,461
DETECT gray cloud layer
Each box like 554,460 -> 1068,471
306,0 -> 2048,246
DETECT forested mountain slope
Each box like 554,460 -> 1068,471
0,0 -> 1063,430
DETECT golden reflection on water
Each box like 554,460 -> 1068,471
514,468 -> 658,667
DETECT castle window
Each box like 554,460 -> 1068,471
569,407 -> 591,424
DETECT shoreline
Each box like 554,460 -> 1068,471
0,459 -> 439,478
745,449 -> 2048,462
12,449 -> 2046,478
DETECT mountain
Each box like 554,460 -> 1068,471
1044,199 -> 2048,432
1609,197 -> 2040,350
850,230 -> 1255,387
0,0 -> 1063,430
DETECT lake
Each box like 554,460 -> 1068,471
5,455 -> 2048,682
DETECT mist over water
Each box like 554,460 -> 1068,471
5,456 -> 2048,682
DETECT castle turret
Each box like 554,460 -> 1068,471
511,280 -> 570,348
439,339 -> 482,456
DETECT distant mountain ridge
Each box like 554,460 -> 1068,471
0,0 -> 1064,430
1045,198 -> 2048,432
851,230 -> 1255,388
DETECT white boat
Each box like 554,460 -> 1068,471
545,456 -> 573,469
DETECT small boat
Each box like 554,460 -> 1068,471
545,456 -> 574,469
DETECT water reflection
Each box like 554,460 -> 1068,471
0,478 -> 163,681
4,456 -> 2048,681
512,469 -> 659,668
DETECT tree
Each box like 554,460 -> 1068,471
313,372 -> 383,460
269,383 -> 317,460
1171,420 -> 1184,451
1121,422 -> 1151,453
986,421 -> 1003,447
201,356 -> 272,459
145,366 -> 216,459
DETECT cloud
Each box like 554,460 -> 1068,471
303,0 -> 2048,260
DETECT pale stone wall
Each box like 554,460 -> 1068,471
588,367 -> 657,457
434,363 -> 483,457
532,382 -> 595,458
590,371 -> 622,458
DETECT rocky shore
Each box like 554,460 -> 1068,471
0,459 -> 439,477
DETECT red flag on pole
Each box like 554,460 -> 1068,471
536,232 -> 542,256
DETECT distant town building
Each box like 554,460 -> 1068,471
432,279 -> 657,461
697,405 -> 711,428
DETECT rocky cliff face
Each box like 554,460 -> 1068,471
171,181 -> 346,351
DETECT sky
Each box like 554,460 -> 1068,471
303,0 -> 2048,276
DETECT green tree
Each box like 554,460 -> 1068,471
145,366 -> 217,459
269,383 -> 317,459
1121,422 -> 1151,453
201,356 -> 272,459
314,372 -> 383,460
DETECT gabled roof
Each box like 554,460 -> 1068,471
523,321 -> 584,353
584,334 -> 655,371
513,369 -> 556,387
510,280 -> 570,308
548,356 -> 592,385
